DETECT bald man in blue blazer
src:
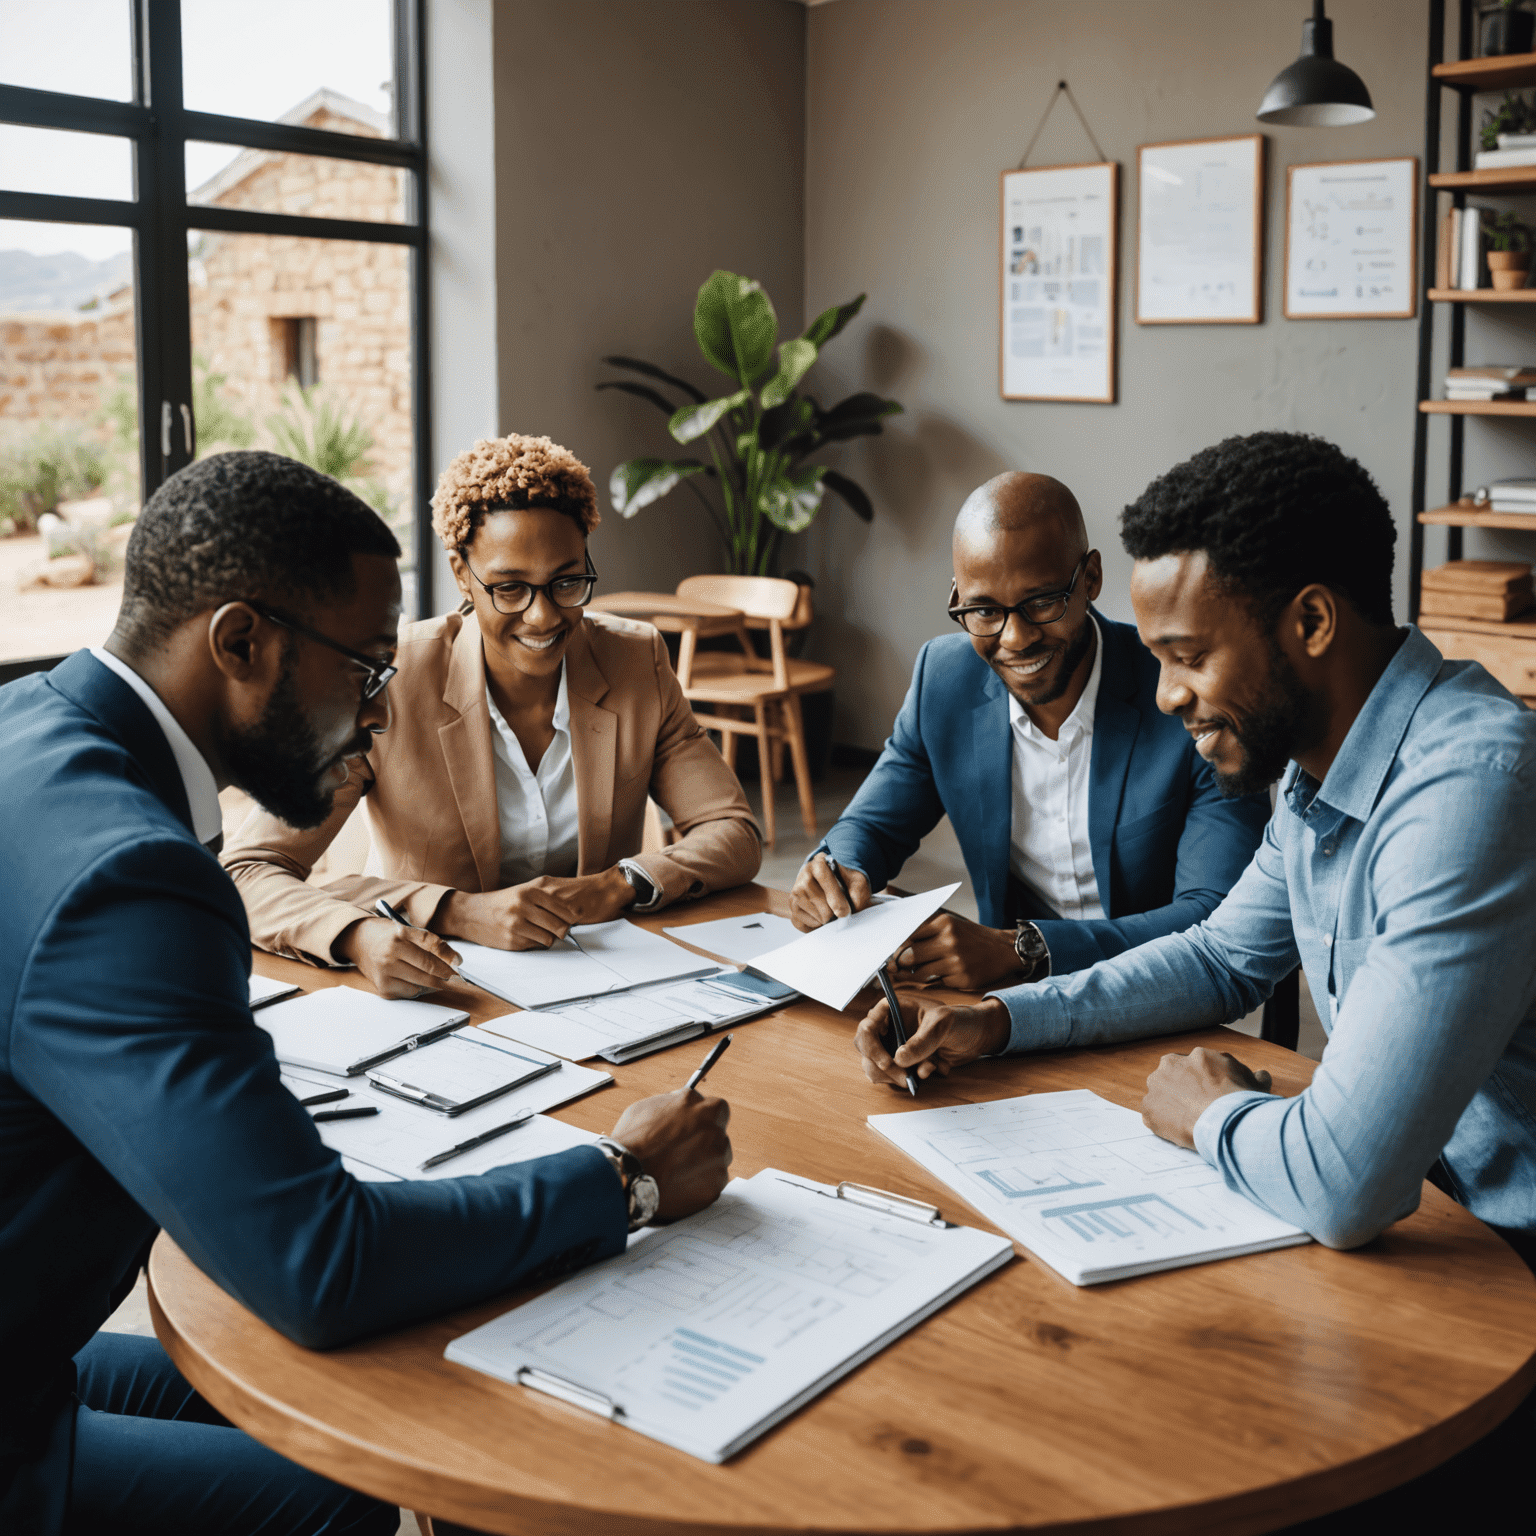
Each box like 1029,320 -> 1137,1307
792,473 -> 1270,991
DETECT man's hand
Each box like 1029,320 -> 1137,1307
790,853 -> 873,931
1141,1047 -> 1274,1149
854,992 -> 1011,1088
438,869 -> 633,950
892,912 -> 1024,992
334,917 -> 462,999
610,1088 -> 733,1223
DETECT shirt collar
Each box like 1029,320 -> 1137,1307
1007,615 -> 1104,741
89,646 -> 224,844
1301,627 -> 1440,824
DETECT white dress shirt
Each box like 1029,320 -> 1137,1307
1007,616 -> 1106,923
485,664 -> 581,887
90,646 -> 224,845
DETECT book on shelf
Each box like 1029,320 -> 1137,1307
1473,148 -> 1536,169
1420,560 -> 1535,621
1461,207 -> 1487,291
1438,207 -> 1457,289
1421,558 -> 1533,594
1475,479 -> 1536,512
1444,388 -> 1531,400
1448,366 -> 1536,381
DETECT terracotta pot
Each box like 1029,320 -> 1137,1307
1489,250 -> 1532,289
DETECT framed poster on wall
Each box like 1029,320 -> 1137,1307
999,160 -> 1118,403
1136,135 -> 1264,324
1285,158 -> 1418,319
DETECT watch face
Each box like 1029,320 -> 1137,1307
630,1173 -> 661,1228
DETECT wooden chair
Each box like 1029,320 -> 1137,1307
666,575 -> 834,848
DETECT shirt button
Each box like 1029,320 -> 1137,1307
1322,935 -> 1332,948
1321,845 -> 1334,857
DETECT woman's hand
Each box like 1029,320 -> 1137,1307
438,868 -> 635,950
334,917 -> 462,998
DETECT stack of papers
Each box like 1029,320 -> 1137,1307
455,920 -> 714,1009
479,970 -> 794,1063
445,1168 -> 1013,1463
256,987 -> 468,1075
870,1089 -> 1309,1285
249,974 -> 300,1010
661,910 -> 800,964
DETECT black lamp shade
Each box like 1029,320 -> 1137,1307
1257,3 -> 1375,127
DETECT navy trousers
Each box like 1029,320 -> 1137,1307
67,1332 -> 396,1536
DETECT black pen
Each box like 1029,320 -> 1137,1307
824,853 -> 855,920
313,1105 -> 379,1123
375,897 -> 413,928
877,965 -> 920,1098
419,1107 -> 535,1170
684,1032 -> 732,1092
299,1088 -> 349,1108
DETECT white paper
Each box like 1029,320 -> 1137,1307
445,1169 -> 1013,1463
478,974 -> 771,1063
1286,157 -> 1418,317
1137,137 -> 1261,322
1001,162 -> 1116,401
662,911 -> 800,964
870,1090 -> 1309,1286
256,986 -> 468,1075
249,974 -> 300,1010
319,1105 -> 600,1181
455,920 -> 713,1009
749,884 -> 959,1012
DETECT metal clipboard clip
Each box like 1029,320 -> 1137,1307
835,1182 -> 951,1227
516,1366 -> 620,1420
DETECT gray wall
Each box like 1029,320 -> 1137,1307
800,0 -> 1434,749
473,0 -> 807,601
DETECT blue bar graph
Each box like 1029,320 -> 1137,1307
976,1168 -> 1104,1201
657,1328 -> 765,1411
1040,1191 -> 1208,1244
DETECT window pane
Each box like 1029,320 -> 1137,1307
189,232 -> 416,610
0,126 -> 135,201
0,1 -> 134,102
180,0 -> 398,137
187,142 -> 406,224
0,221 -> 140,663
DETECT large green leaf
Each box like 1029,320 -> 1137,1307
759,338 -> 817,410
820,467 -> 875,523
595,380 -> 678,417
811,391 -> 903,445
600,355 -> 705,403
693,271 -> 778,385
761,464 -> 826,534
803,293 -> 866,348
669,389 -> 750,444
609,457 -> 709,517
758,396 -> 815,451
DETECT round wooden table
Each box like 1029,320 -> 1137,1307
149,886 -> 1536,1536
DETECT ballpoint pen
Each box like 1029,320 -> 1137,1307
823,854 -> 855,920
877,965 -> 920,1098
299,1087 -> 349,1108
683,1032 -> 732,1092
313,1105 -> 379,1123
419,1107 -> 535,1170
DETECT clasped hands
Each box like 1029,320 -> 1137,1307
336,866 -> 638,999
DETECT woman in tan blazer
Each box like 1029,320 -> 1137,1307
223,433 -> 760,997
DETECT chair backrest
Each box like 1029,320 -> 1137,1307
676,574 -> 799,621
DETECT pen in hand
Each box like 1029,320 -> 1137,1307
683,1033 -> 732,1093
877,965 -> 920,1098
824,854 -> 855,920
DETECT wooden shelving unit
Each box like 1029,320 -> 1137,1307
1426,286 -> 1536,301
1432,49 -> 1536,92
1419,503 -> 1536,531
1429,164 -> 1536,192
1419,398 -> 1536,415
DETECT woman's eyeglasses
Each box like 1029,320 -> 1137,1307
246,602 -> 397,700
462,554 -> 599,616
947,556 -> 1086,637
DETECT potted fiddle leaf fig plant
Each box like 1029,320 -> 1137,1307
597,270 -> 902,575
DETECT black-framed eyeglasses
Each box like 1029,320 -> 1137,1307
247,602 -> 398,700
463,553 -> 599,615
947,556 -> 1087,637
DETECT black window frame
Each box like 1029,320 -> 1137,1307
0,0 -> 433,668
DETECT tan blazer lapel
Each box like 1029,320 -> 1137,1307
567,620 -> 617,873
439,613 -> 501,891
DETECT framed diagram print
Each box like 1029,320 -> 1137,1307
1284,157 -> 1418,319
1000,160 -> 1118,403
1136,135 -> 1264,324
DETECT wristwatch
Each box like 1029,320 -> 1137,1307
596,1136 -> 661,1231
1013,920 -> 1051,982
617,859 -> 663,913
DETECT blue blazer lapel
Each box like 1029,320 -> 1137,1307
47,650 -> 195,835
968,668 -> 1014,928
1087,622 -> 1140,917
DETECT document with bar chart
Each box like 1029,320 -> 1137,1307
869,1090 -> 1309,1285
443,1168 -> 1012,1462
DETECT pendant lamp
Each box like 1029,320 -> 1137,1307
1257,0 -> 1375,127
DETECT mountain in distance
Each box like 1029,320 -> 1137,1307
0,248 -> 133,315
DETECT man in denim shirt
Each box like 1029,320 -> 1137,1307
856,432 -> 1536,1267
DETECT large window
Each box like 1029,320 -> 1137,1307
0,0 -> 429,670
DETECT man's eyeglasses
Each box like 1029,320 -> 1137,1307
247,602 -> 397,700
462,554 -> 599,616
947,556 -> 1087,637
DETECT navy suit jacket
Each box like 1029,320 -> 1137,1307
0,653 -> 626,1531
822,616 -> 1271,973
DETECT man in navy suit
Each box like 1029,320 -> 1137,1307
0,452 -> 732,1535
791,472 -> 1269,990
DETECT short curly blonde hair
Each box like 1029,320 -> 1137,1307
430,433 -> 600,552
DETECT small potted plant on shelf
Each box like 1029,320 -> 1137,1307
1482,1 -> 1536,59
1487,211 -> 1533,289
1480,89 -> 1536,151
